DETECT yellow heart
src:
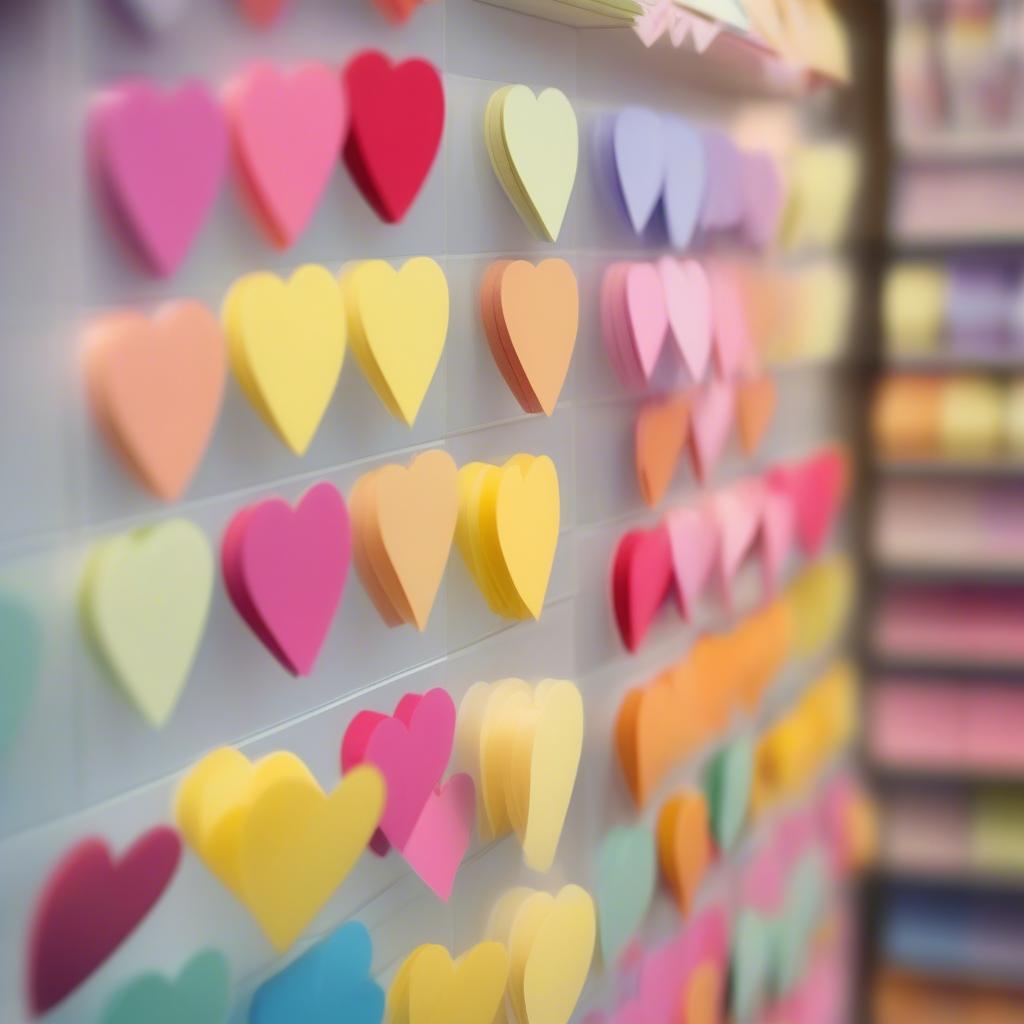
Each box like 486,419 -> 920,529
224,264 -> 346,455
343,257 -> 449,426
387,942 -> 510,1024
785,555 -> 854,659
176,748 -> 384,951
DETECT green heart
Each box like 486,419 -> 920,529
705,731 -> 754,852
730,910 -> 771,1021
773,846 -> 829,993
99,949 -> 231,1024
0,589 -> 39,757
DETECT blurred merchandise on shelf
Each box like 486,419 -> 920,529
875,966 -> 1024,1023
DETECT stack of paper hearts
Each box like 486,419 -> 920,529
341,257 -> 449,426
341,688 -> 475,900
222,482 -> 351,676
486,885 -> 596,1024
485,84 -> 579,242
601,261 -> 669,386
350,450 -> 457,630
457,678 -> 583,872
176,747 -> 385,951
480,258 -> 579,415
455,455 -> 560,620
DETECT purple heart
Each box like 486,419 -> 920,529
661,116 -> 706,250
612,107 -> 666,235
742,150 -> 785,249
700,128 -> 745,235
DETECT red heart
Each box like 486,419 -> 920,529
238,0 -> 287,28
28,827 -> 181,1015
613,525 -> 674,653
342,51 -> 444,224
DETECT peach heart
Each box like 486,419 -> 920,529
736,375 -> 778,456
635,395 -> 690,507
85,302 -> 226,501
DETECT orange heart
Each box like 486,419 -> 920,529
735,375 -> 777,456
635,395 -> 690,507
656,789 -> 712,914
682,962 -> 723,1024
84,301 -> 227,501
374,0 -> 430,22
615,674 -> 683,807
730,597 -> 792,709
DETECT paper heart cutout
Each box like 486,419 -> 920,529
790,448 -> 847,557
639,933 -> 689,1024
176,748 -> 384,951
224,264 -> 346,455
635,394 -> 690,507
625,262 -> 669,380
712,480 -> 764,608
659,257 -> 712,381
374,0 -> 430,23
612,524 -> 674,653
666,504 -> 718,620
705,732 -> 754,851
683,963 -> 724,1024
28,828 -> 182,1015
0,590 -> 39,758
730,911 -> 771,1021
115,0 -> 191,33
743,150 -> 785,250
90,80 -> 227,277
251,921 -> 384,1024
222,481 -> 350,675
343,51 -> 444,223
661,116 -> 706,250
82,519 -> 213,727
736,374 -> 777,456
612,108 -> 666,234
700,130 -> 745,234
688,377 -> 735,483
616,677 -> 685,808
761,484 -> 795,595
84,301 -> 227,501
227,63 -> 347,248
656,789 -> 711,915
98,949 -> 230,1024
596,825 -> 656,966
707,263 -> 753,380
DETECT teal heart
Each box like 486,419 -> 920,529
772,847 -> 829,994
596,825 -> 656,965
705,732 -> 754,852
98,949 -> 231,1024
730,910 -> 770,1022
0,589 -> 39,757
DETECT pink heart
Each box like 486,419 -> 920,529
222,481 -> 350,676
713,480 -> 764,608
741,843 -> 785,915
743,151 -> 785,250
666,504 -> 718,620
639,933 -> 688,1024
689,377 -> 735,483
29,828 -> 182,1015
612,526 -> 674,653
658,256 -> 712,382
707,262 -> 753,380
790,448 -> 846,557
399,771 -> 475,901
91,80 -> 228,277
341,687 -> 456,854
625,262 -> 668,381
761,483 -> 795,595
227,63 -> 348,248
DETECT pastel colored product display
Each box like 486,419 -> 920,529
736,375 -> 778,456
350,450 -> 458,630
224,263 -> 346,456
27,827 -> 182,1015
250,921 -> 384,1024
0,589 -> 39,757
226,62 -> 348,248
342,257 -> 449,425
98,949 -> 231,1024
222,481 -> 350,676
882,262 -> 948,356
666,502 -> 718,620
705,732 -> 754,851
606,107 -> 667,235
455,455 -> 560,620
485,884 -> 596,1024
175,748 -> 384,951
661,115 -> 707,250
485,84 -> 579,242
688,376 -> 736,482
89,78 -> 228,276
742,150 -> 786,250
939,376 -> 1005,458
595,825 -> 657,965
456,679 -> 583,871
656,789 -> 712,915
81,518 -> 214,727
659,256 -> 713,382
1005,378 -> 1024,452
343,51 -> 444,223
871,375 -> 944,459
386,941 -> 509,1024
480,258 -> 579,415
83,301 -> 227,501
601,261 -> 669,387
635,394 -> 691,507
612,523 -> 674,653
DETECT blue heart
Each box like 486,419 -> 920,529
249,921 -> 384,1024
0,589 -> 39,758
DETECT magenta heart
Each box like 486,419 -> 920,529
91,79 -> 228,277
340,687 -> 456,854
790,449 -> 846,557
658,256 -> 712,382
222,481 -> 351,676
666,504 -> 718,621
689,377 -> 735,483
613,526 -> 674,653
29,828 -> 182,1015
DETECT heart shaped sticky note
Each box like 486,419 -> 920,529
82,519 -> 213,727
705,732 -> 754,852
635,395 -> 690,507
601,262 -> 668,386
456,678 -> 583,871
730,910 -> 771,1022
90,79 -> 227,277
736,374 -> 777,456
708,262 -> 752,380
656,789 -> 712,915
612,524 -> 674,653
222,481 -> 350,676
662,116 -> 707,250
615,676 -> 685,809
224,263 -> 346,455
456,455 -> 560,620
84,301 -> 226,501
486,84 -> 578,242
660,257 -> 712,382
350,450 -> 458,630
786,556 -> 854,659
760,483 -> 795,595
666,503 -> 718,621
689,377 -> 735,483
343,51 -> 444,223
99,949 -> 230,1024
227,63 -> 347,248
596,826 -> 656,966
251,921 -> 384,1024
387,941 -> 509,1024
177,748 -> 384,951
481,259 -> 579,415
609,107 -> 666,235
343,257 -> 449,425
28,828 -> 182,1015
712,480 -> 764,610
0,589 -> 39,758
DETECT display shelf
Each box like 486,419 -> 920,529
875,456 -> 1024,478
897,131 -> 1024,164
884,351 -> 1024,373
